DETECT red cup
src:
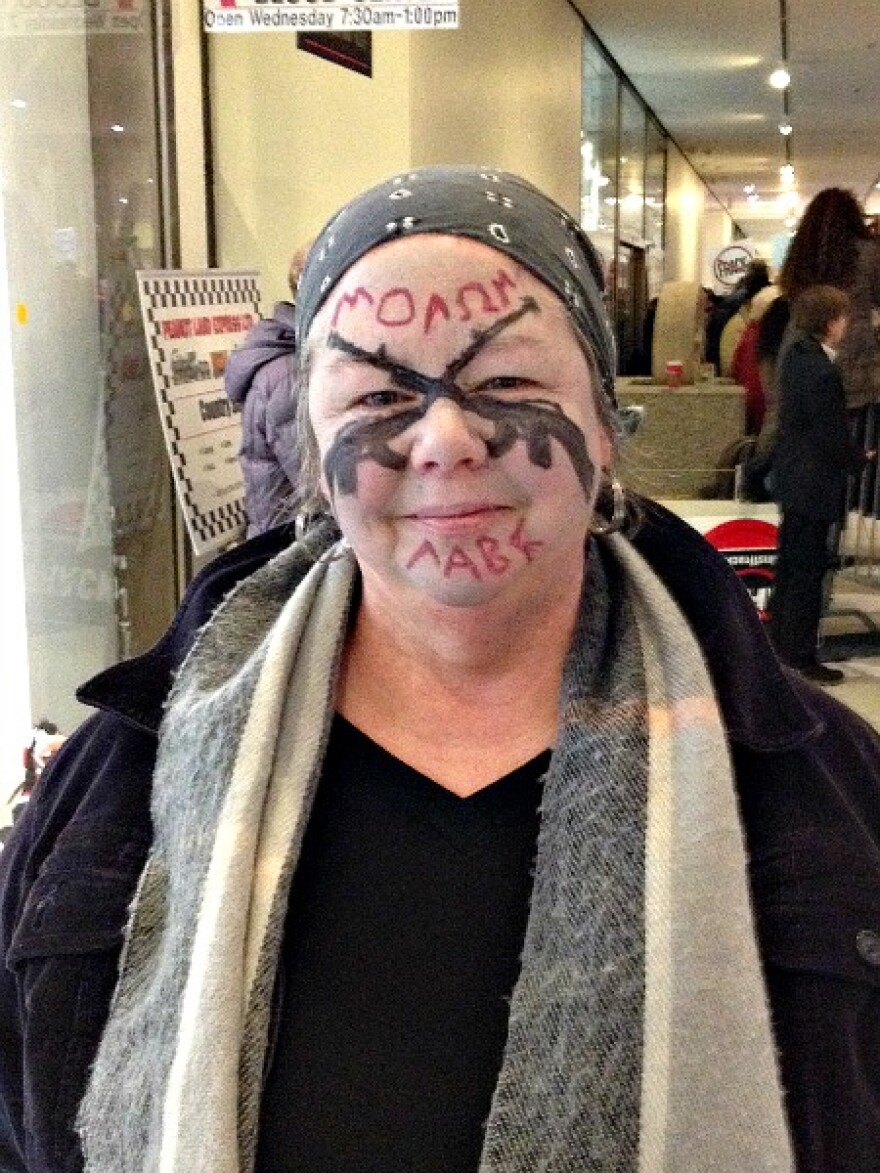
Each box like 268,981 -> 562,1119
665,359 -> 684,388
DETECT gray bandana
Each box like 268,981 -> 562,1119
293,164 -> 618,409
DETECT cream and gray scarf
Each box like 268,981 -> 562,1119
78,530 -> 793,1172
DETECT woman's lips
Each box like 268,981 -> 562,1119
405,504 -> 513,535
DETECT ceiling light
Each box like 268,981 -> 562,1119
743,183 -> 756,195
768,67 -> 791,89
747,193 -> 760,205
780,163 -> 795,186
778,122 -> 793,136
110,123 -> 125,134
10,98 -> 26,110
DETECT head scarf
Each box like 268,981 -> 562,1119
294,164 -> 618,409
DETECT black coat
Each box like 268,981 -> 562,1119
775,334 -> 864,522
2,507 -> 880,1172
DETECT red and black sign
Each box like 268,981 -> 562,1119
704,518 -> 778,621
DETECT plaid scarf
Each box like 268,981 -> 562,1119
78,529 -> 792,1172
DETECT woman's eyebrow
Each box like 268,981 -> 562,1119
325,295 -> 542,397
326,332 -> 436,395
444,296 -> 540,380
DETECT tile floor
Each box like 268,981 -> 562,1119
819,580 -> 880,733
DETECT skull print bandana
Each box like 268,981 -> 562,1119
293,164 -> 619,411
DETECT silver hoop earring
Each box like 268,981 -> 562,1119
590,477 -> 626,536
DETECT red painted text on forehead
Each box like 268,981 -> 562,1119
329,268 -> 519,334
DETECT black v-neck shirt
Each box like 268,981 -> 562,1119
255,714 -> 549,1173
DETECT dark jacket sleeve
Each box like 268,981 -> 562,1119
735,685 -> 880,1173
781,345 -> 854,464
775,340 -> 863,518
0,523 -> 298,1171
239,354 -> 300,538
0,713 -> 156,1173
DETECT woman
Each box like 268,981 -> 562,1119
2,167 -> 880,1173
747,189 -> 880,507
778,187 -> 880,416
729,282 -> 781,434
779,188 -> 880,514
223,241 -> 311,537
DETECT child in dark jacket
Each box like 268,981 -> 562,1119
769,284 -> 874,682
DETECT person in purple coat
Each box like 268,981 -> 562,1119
224,242 -> 311,536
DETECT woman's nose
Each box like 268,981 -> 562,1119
407,396 -> 491,472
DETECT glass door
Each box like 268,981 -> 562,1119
0,6 -> 176,774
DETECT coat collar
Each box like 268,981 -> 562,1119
78,504 -> 820,753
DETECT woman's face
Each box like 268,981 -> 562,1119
307,234 -> 612,608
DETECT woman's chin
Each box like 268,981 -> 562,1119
400,564 -> 515,609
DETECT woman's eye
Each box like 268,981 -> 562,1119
356,388 -> 410,409
477,375 -> 535,393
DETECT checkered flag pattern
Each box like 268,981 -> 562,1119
138,270 -> 262,556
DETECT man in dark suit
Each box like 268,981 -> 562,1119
769,285 -> 874,683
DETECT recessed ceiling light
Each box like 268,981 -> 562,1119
778,122 -> 793,136
768,67 -> 791,89
10,98 -> 26,110
110,123 -> 125,134
743,183 -> 756,194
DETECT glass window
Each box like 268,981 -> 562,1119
581,35 -> 617,278
644,116 -> 667,298
2,16 -> 175,753
618,84 -> 646,244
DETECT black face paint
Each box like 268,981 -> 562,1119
321,297 -> 596,501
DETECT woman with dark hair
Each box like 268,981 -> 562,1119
778,187 -> 880,417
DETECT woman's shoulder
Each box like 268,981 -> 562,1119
854,236 -> 880,297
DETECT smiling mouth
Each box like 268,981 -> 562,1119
405,504 -> 513,532
409,503 -> 511,519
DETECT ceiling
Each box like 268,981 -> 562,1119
569,0 -> 880,240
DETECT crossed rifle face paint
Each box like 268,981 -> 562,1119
307,235 -> 612,607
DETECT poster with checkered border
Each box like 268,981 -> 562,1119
137,270 -> 262,557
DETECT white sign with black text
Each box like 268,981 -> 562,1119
703,240 -> 759,294
203,0 -> 459,32
137,270 -> 262,556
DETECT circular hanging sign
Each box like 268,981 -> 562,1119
713,244 -> 754,289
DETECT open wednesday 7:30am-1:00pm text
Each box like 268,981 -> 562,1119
203,0 -> 460,32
